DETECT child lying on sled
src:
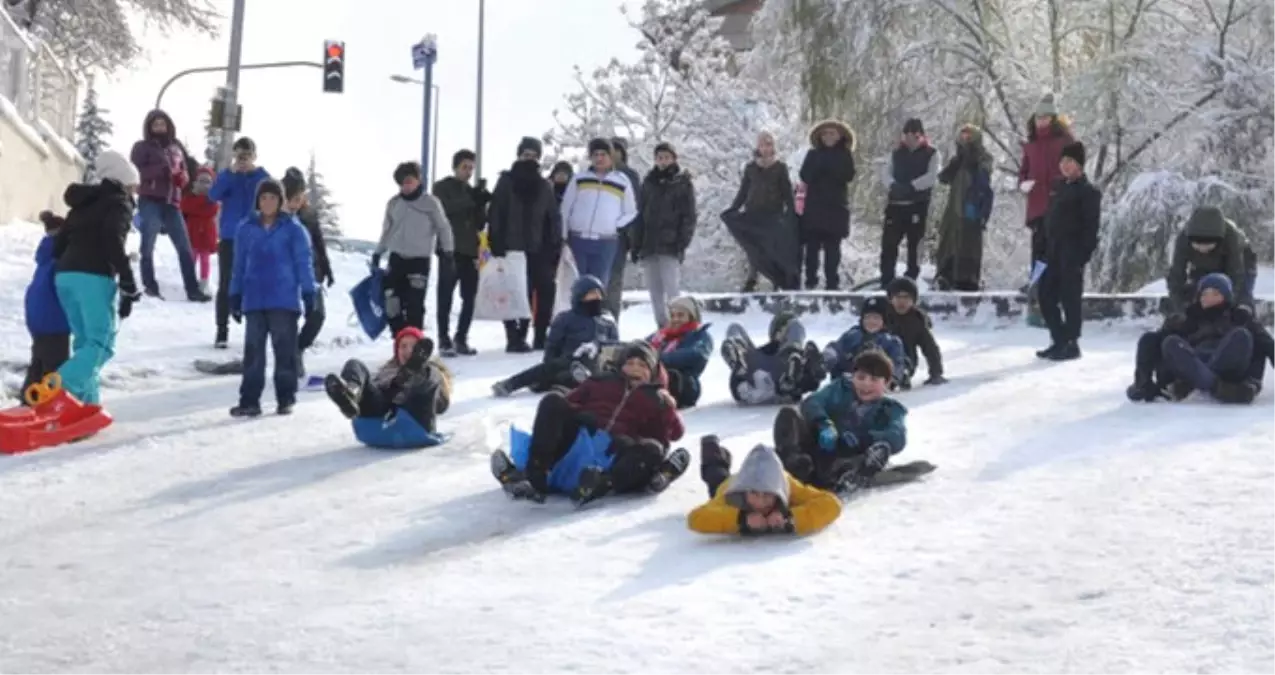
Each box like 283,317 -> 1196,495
325,326 -> 452,447
688,437 -> 841,536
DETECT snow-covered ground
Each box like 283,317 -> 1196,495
1,221 -> 1272,673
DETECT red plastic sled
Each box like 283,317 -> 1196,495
0,372 -> 113,455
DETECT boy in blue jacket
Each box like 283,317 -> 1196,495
228,179 -> 317,417
491,275 -> 619,397
208,137 -> 271,349
822,296 -> 909,388
646,295 -> 713,408
773,350 -> 908,499
22,211 -> 71,400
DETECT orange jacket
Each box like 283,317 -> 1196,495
687,473 -> 841,536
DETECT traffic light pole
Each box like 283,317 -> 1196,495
154,61 -> 323,110
216,0 -> 247,170
422,60 -> 435,185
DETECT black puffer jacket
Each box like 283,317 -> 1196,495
1043,175 -> 1101,268
632,164 -> 696,260
488,159 -> 561,256
54,181 -> 138,293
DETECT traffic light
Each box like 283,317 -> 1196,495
323,40 -> 345,93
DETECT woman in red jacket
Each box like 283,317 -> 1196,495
181,166 -> 220,293
1018,93 -> 1074,277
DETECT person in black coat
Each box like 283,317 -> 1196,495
432,149 -> 490,357
1127,273 -> 1273,404
1035,141 -> 1101,361
798,119 -> 857,290
488,136 -> 563,352
281,168 -> 334,377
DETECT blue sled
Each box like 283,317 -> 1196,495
508,425 -> 613,493
350,268 -> 387,340
352,411 -> 447,450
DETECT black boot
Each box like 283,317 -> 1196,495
1125,377 -> 1163,403
325,373 -> 360,418
490,449 -> 544,502
1035,343 -> 1061,359
772,406 -> 805,456
647,447 -> 691,494
574,466 -> 613,505
1047,340 -> 1081,361
438,335 -> 456,358
453,336 -> 477,356
1214,379 -> 1259,404
214,327 -> 228,349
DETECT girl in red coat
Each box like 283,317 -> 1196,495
181,166 -> 220,292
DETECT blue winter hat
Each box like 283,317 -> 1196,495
1197,272 -> 1233,304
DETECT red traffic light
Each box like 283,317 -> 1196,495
326,43 -> 343,59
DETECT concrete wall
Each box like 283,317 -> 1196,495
0,105 -> 82,223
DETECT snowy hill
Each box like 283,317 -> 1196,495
0,221 -> 1272,672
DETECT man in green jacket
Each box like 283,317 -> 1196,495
432,149 -> 491,356
1167,206 -> 1257,310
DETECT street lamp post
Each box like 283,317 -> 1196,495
390,75 -> 441,184
475,0 -> 485,179
411,35 -> 438,185
215,0 -> 247,170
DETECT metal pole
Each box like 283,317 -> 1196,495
431,85 -> 440,183
156,61 -> 323,109
422,60 -> 434,185
474,0 -> 485,179
215,0 -> 247,170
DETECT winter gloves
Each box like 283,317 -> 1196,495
303,293 -> 317,316
817,423 -> 839,452
118,286 -> 142,320
739,507 -> 794,536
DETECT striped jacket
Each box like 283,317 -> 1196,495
559,167 -> 638,240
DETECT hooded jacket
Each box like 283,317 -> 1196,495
560,167 -> 638,240
180,166 -> 220,254
209,164 -> 272,241
550,161 -> 574,205
632,165 -> 697,259
1019,115 -> 1075,223
26,232 -> 69,336
543,275 -> 619,361
130,109 -> 188,205
229,210 -> 317,314
1167,207 -> 1254,307
488,159 -> 561,256
800,379 -> 908,455
54,181 -> 138,293
293,205 -> 334,286
687,445 -> 841,536
376,188 -> 454,259
799,119 -> 857,238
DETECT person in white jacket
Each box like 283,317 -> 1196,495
559,138 -> 637,286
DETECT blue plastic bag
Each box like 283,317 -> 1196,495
352,410 -> 447,450
350,268 -> 387,340
509,425 -> 613,493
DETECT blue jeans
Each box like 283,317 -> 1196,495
137,198 -> 200,296
568,236 -> 619,286
54,272 -> 117,404
240,309 -> 300,408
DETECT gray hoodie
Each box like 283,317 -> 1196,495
724,444 -> 789,509
376,192 -> 455,258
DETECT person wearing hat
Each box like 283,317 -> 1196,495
487,136 -> 562,352
884,277 -> 946,386
630,142 -> 697,327
559,137 -> 638,289
877,117 -> 940,286
1127,272 -> 1273,404
490,339 -> 689,504
798,118 -> 857,290
1166,206 -> 1257,311
644,295 -> 713,408
431,148 -> 490,357
548,161 -> 574,205
281,167 -> 335,377
227,179 -> 318,417
50,149 -> 143,406
934,124 -> 995,291
821,296 -> 908,387
372,161 -> 455,336
1035,140 -> 1100,362
720,312 -> 826,405
1018,92 -> 1075,279
690,439 -> 842,536
209,136 -> 272,349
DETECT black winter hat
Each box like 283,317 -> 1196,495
281,166 -> 306,200
610,136 -> 629,162
550,161 -> 574,179
902,118 -> 924,135
620,340 -> 658,373
517,136 -> 543,158
859,296 -> 890,322
1061,141 -> 1086,167
885,276 -> 919,300
254,179 -> 284,209
654,141 -> 677,158
393,161 -> 422,186
587,138 -> 613,156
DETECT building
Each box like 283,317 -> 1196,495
705,0 -> 763,51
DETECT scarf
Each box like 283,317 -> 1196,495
650,321 -> 699,351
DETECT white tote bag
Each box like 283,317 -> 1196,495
553,247 -> 579,315
475,252 -> 532,321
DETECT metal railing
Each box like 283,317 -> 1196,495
0,9 -> 79,142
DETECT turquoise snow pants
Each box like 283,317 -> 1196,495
54,272 -> 118,404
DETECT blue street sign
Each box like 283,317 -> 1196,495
412,39 -> 437,70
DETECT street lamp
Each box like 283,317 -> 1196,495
389,75 -> 441,184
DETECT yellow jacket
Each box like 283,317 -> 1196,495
687,445 -> 841,536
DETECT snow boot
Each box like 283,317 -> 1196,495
230,404 -> 262,418
453,337 -> 477,356
721,338 -> 749,378
1213,379 -> 1258,404
778,348 -> 804,396
438,336 -> 457,358
491,380 -> 513,398
1035,343 -> 1061,359
277,403 -> 294,416
490,449 -> 545,502
1047,340 -> 1081,361
647,447 -> 691,494
1126,377 -> 1163,402
214,327 -> 229,350
573,466 -> 614,506
187,289 -> 213,303
325,374 -> 361,418
772,406 -> 805,456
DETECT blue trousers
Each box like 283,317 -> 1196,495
240,309 -> 300,408
54,272 -> 117,404
137,198 -> 200,296
568,236 -> 619,286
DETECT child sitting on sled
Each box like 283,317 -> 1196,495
325,326 -> 453,448
490,341 -> 690,504
688,437 -> 841,536
645,295 -> 713,409
774,350 -> 908,499
823,296 -> 909,388
720,311 -> 826,405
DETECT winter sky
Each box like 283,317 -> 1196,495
97,0 -> 639,240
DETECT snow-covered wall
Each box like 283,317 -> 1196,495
0,94 -> 82,223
